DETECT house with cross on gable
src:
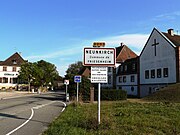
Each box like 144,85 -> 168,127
139,28 -> 180,97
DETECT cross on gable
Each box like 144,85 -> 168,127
152,39 -> 159,56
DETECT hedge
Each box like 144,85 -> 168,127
94,89 -> 127,101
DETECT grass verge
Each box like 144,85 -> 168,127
43,101 -> 180,135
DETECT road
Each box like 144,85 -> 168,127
0,91 -> 66,135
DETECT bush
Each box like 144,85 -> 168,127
95,89 -> 127,101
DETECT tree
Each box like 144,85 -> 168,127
36,60 -> 59,87
65,61 -> 91,100
65,61 -> 83,96
65,61 -> 83,79
18,60 -> 59,92
18,62 -> 36,92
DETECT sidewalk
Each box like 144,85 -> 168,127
0,91 -> 37,100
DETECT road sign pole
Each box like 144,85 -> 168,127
98,83 -> 101,125
77,82 -> 79,102
66,84 -> 67,102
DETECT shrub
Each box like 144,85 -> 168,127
95,89 -> 127,101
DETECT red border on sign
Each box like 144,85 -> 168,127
83,47 -> 116,66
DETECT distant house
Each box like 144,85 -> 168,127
102,43 -> 137,89
0,52 -> 26,90
139,28 -> 180,97
116,57 -> 139,96
78,66 -> 91,78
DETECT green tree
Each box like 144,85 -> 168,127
18,60 -> 59,92
65,61 -> 83,96
18,62 -> 36,92
65,61 -> 91,100
36,60 -> 59,87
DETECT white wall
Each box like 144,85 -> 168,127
116,74 -> 138,96
117,74 -> 138,86
140,29 -> 176,84
0,66 -> 20,88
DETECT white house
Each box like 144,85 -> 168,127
139,28 -> 180,97
102,43 -> 137,89
116,57 -> 139,96
0,52 -> 26,90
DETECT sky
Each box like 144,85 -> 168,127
0,0 -> 180,77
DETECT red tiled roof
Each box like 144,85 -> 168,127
116,45 -> 137,63
0,52 -> 26,66
163,32 -> 180,46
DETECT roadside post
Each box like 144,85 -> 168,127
64,80 -> 69,102
74,75 -> 82,102
83,42 -> 116,125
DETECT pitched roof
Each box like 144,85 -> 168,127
78,66 -> 91,77
0,52 -> 26,66
116,44 -> 137,63
162,32 -> 180,46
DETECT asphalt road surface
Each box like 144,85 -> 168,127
0,91 -> 66,135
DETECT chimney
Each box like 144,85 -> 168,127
168,29 -> 174,36
120,42 -> 124,46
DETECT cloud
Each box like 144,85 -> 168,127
153,11 -> 180,21
25,33 -> 149,77
25,46 -> 82,61
98,33 -> 149,55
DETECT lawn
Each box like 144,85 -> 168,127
43,101 -> 180,135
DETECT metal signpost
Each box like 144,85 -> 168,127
74,75 -> 81,102
64,80 -> 69,102
83,46 -> 116,125
91,67 -> 107,124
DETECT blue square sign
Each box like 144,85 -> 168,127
74,76 -> 81,83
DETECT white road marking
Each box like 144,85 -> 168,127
6,101 -> 66,135
6,108 -> 34,135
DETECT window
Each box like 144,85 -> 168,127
119,76 -> 122,83
3,67 -> 7,71
108,67 -> 111,72
12,59 -> 17,64
12,67 -> 16,72
124,65 -> 127,71
13,78 -> 18,84
108,76 -> 111,84
163,68 -> 168,77
157,68 -> 161,78
131,75 -> 135,82
151,69 -> 155,78
123,76 -> 126,82
2,77 -> 8,83
132,63 -> 136,71
145,70 -> 149,79
149,87 -> 152,94
120,66 -> 123,72
131,86 -> 134,92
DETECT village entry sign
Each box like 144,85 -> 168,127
83,46 -> 116,125
83,48 -> 116,66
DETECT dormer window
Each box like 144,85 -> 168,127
12,59 -> 17,64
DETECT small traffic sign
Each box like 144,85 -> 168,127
74,75 -> 81,83
64,80 -> 69,85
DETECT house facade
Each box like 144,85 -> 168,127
101,43 -> 137,89
116,57 -> 139,96
0,52 -> 25,90
139,28 -> 180,97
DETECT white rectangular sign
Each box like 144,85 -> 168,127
91,67 -> 108,83
83,48 -> 116,66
